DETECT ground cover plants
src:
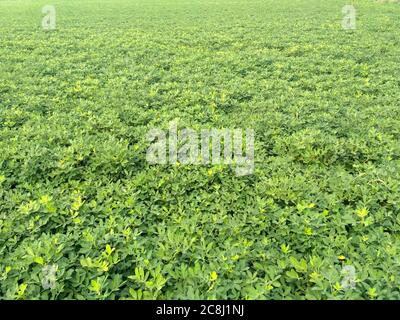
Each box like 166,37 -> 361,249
1,0 -> 400,300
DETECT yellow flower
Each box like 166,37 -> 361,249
39,195 -> 51,205
232,255 -> 240,261
304,227 -> 313,236
210,271 -> 218,281
338,255 -> 346,261
356,207 -> 369,219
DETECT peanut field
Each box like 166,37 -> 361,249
1,0 -> 400,299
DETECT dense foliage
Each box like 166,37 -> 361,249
1,0 -> 400,299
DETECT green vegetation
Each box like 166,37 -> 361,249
1,0 -> 400,299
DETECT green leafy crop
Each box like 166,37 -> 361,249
0,0 -> 400,300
